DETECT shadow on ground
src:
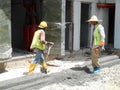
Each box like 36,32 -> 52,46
70,66 -> 92,74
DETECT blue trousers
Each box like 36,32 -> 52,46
33,49 -> 44,64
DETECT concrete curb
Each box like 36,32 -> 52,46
0,54 -> 35,64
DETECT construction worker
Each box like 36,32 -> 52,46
28,21 -> 53,75
87,15 -> 105,73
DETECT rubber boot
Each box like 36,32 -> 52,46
40,61 -> 49,74
28,63 -> 36,75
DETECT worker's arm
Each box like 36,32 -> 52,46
98,25 -> 105,46
39,30 -> 47,45
99,25 -> 105,42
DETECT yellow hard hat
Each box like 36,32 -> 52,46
38,21 -> 47,28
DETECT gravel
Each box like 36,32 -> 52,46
39,64 -> 120,90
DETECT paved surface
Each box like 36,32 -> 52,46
0,53 -> 120,90
0,51 -> 88,82
0,60 -> 85,82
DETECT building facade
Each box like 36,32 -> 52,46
0,0 -> 120,59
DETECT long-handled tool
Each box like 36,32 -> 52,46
40,42 -> 54,74
45,42 -> 54,60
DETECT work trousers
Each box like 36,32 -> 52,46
33,49 -> 44,64
91,47 -> 101,68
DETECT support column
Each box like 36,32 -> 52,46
114,0 -> 120,49
61,0 -> 66,55
73,1 -> 81,50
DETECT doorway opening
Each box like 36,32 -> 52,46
108,6 -> 115,47
80,3 -> 90,48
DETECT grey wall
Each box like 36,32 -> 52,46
42,0 -> 62,55
0,0 -> 12,59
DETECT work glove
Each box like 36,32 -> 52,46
100,41 -> 105,51
100,41 -> 105,46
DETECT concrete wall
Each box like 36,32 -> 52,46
0,0 -> 12,59
42,0 -> 63,56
